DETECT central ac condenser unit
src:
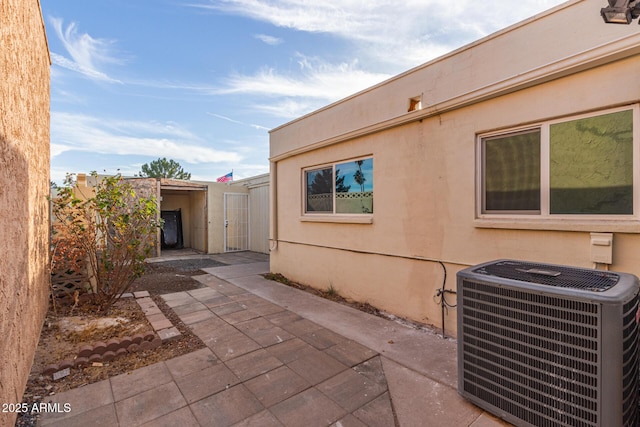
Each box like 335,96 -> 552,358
457,259 -> 639,427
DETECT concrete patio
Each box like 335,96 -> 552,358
38,252 -> 509,426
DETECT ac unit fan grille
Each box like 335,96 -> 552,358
461,280 -> 600,426
473,260 -> 619,292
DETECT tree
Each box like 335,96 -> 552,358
138,157 -> 191,180
335,169 -> 350,193
353,160 -> 371,213
353,160 -> 366,192
308,169 -> 350,195
50,172 -> 162,313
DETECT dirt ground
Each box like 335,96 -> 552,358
128,258 -> 227,295
17,259 -> 224,427
263,272 -> 384,316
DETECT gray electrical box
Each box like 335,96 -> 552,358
591,232 -> 613,264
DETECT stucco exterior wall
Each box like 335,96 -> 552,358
0,1 -> 50,425
190,190 -> 207,252
270,0 -> 640,336
270,0 -> 639,158
247,183 -> 270,254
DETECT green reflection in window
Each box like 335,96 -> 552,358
550,110 -> 633,214
484,130 -> 541,212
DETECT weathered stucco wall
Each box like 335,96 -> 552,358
0,1 -> 50,425
270,0 -> 640,336
189,190 -> 207,252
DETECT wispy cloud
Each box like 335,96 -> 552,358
255,34 -> 283,45
51,87 -> 88,105
216,56 -> 392,118
51,112 -> 242,164
208,113 -> 271,131
191,0 -> 566,69
252,98 -> 322,119
208,113 -> 245,126
49,18 -> 123,83
189,0 -> 564,119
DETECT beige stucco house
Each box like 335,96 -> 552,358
156,173 -> 270,255
269,0 -> 640,336
75,172 -> 270,256
0,0 -> 51,425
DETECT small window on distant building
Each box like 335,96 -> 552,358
408,96 -> 421,112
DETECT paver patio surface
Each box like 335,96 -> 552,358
39,252 -> 509,427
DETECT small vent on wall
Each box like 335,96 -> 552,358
408,96 -> 421,112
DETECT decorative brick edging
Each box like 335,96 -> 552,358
43,291 -> 182,377
132,291 -> 182,342
43,331 -> 160,376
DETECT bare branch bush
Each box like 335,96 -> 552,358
50,172 -> 161,313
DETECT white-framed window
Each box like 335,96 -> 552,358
478,105 -> 639,219
304,157 -> 374,215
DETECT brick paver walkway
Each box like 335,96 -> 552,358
39,263 -> 396,426
39,252 -> 508,427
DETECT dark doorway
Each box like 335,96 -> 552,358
161,209 -> 183,249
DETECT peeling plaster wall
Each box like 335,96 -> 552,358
0,1 -> 50,425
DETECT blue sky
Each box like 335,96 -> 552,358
42,0 -> 567,184
338,159 -> 374,193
